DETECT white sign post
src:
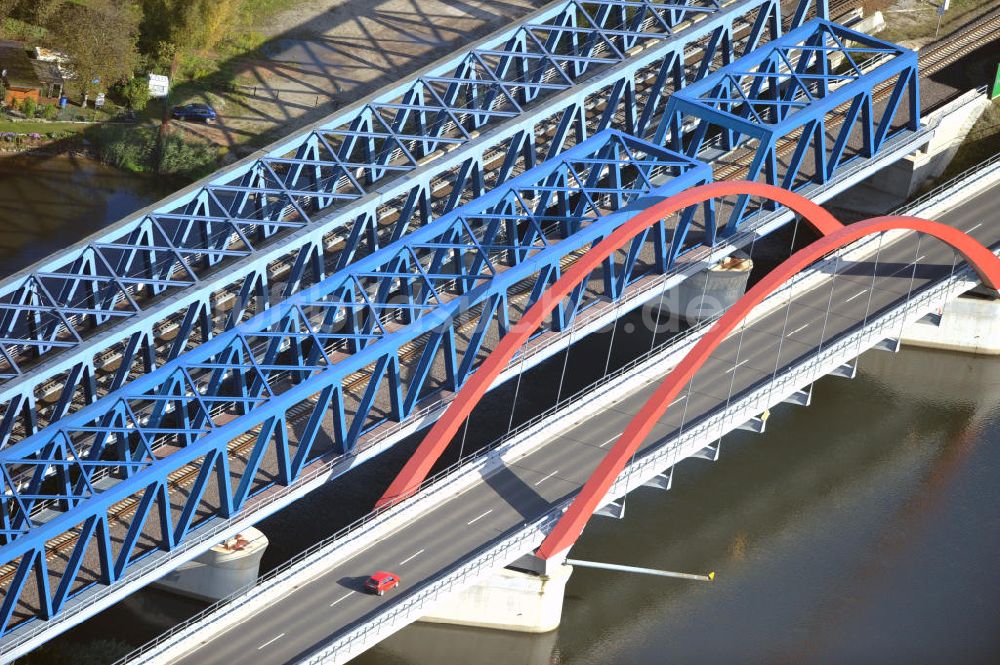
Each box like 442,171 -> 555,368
148,74 -> 170,98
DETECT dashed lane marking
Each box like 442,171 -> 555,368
399,549 -> 424,566
258,633 -> 286,650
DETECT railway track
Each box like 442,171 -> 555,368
919,9 -> 1000,77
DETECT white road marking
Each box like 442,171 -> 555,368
724,358 -> 751,374
534,469 -> 560,486
969,223 -> 983,232
889,254 -> 926,277
258,633 -> 286,650
467,509 -> 493,525
787,323 -> 809,337
844,288 -> 868,303
399,549 -> 424,566
330,591 -> 354,607
668,394 -> 687,408
598,436 -> 616,448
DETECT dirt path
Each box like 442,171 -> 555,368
171,0 -> 547,156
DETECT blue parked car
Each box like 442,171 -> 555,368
171,103 -> 217,123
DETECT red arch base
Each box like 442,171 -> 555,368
376,181 -> 1000,560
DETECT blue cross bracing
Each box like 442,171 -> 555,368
661,18 -> 919,229
0,0 -> 783,452
0,130 -> 713,634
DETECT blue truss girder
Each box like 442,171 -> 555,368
0,0 -> 783,450
660,19 -> 919,230
0,130 -> 714,634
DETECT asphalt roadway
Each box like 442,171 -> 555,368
171,184 -> 1000,665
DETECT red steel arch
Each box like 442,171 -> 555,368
377,181 -> 847,508
377,182 -> 1000,559
534,214 -> 1000,559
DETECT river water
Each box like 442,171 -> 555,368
0,154 -> 174,277
2,155 -> 998,664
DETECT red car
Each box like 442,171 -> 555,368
364,571 -> 400,596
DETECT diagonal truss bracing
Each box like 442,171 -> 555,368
0,0 -> 783,451
0,131 -> 713,634
661,19 -> 919,230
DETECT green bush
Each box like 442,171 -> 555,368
158,133 -> 219,179
120,77 -> 151,111
40,103 -> 59,121
89,124 -> 220,180
91,125 -> 156,173
20,97 -> 37,119
177,52 -> 218,81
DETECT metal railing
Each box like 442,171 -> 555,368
893,144 -> 1000,216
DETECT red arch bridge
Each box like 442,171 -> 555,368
118,177 -> 1000,665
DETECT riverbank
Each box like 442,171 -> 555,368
0,117 -> 222,182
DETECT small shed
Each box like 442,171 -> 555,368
0,40 -> 63,104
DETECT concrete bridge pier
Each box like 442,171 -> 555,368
902,290 -> 1000,355
649,252 -> 753,328
419,555 -> 572,633
153,528 -> 269,601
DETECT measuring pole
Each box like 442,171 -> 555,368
566,559 -> 715,582
935,1 -> 949,38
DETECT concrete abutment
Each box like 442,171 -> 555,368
419,560 -> 573,633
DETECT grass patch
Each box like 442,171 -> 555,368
88,124 -> 222,180
880,0 -> 999,43
0,121 -> 88,135
237,0 -> 301,25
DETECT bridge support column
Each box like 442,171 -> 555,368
153,528 -> 269,601
901,294 -> 1000,355
419,557 -> 572,633
655,252 -> 752,325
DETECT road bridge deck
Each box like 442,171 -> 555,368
142,171 -> 1000,665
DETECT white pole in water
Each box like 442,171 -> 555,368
565,559 -> 715,582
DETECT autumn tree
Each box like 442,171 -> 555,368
30,0 -> 65,25
0,0 -> 20,22
140,0 -> 240,55
46,0 -> 141,104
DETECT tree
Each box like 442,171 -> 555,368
120,77 -> 150,110
46,0 -> 140,104
140,0 -> 240,54
30,0 -> 64,25
0,0 -> 19,22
